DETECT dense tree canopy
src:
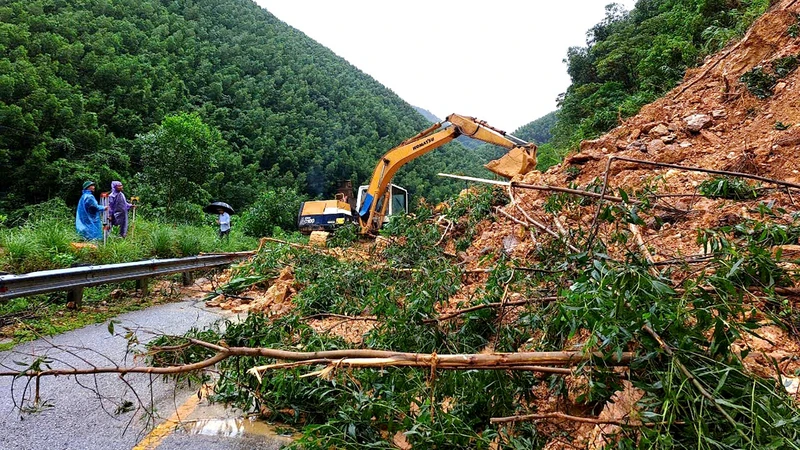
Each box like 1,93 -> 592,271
1,0 -> 775,217
0,0 -> 489,215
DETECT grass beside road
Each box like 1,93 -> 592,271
0,210 -> 258,274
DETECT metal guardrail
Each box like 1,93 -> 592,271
0,252 -> 253,301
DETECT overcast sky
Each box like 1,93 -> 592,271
253,1 -> 636,132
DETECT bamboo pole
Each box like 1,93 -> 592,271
611,155 -> 800,190
437,172 -> 686,213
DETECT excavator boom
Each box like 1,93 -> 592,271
357,113 -> 537,234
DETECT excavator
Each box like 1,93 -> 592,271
297,113 -> 537,236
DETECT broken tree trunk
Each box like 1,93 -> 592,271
1,341 -> 633,380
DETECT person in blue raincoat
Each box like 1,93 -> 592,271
75,181 -> 106,241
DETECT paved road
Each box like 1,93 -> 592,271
0,298 -> 290,450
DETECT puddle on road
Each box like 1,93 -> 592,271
172,392 -> 296,443
180,416 -> 295,441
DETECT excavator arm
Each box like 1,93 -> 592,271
358,113 -> 537,234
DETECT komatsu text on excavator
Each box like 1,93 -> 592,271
297,113 -> 537,236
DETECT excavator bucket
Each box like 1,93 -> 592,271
484,147 -> 537,179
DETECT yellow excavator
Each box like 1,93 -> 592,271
297,113 -> 537,235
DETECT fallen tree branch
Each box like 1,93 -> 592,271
0,352 -> 229,378
491,411 -> 633,425
496,206 -> 530,227
651,255 -> 714,266
507,185 -> 581,252
439,172 -> 688,213
247,349 -> 632,381
2,344 -> 634,380
629,223 -> 660,277
511,181 -> 687,213
490,411 -> 681,426
586,156 -> 616,252
642,325 -> 752,445
435,216 -> 453,247
302,313 -> 379,322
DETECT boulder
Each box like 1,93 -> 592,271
684,113 -> 712,132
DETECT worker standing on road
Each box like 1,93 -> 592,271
108,181 -> 134,238
75,181 -> 106,241
217,208 -> 231,240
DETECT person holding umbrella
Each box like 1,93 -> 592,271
205,202 -> 234,240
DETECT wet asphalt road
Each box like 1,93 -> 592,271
0,298 -> 289,450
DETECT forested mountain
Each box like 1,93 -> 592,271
413,106 -> 440,124
513,110 -> 556,145
412,106 -> 483,150
547,0 -> 770,152
0,0 -> 488,215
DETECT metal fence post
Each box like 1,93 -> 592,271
181,272 -> 194,286
67,288 -> 83,308
136,278 -> 150,296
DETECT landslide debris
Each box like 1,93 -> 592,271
190,2 -> 800,447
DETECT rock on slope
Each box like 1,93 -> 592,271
489,0 -> 800,263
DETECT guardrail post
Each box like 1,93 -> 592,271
67,288 -> 83,308
136,278 -> 150,296
181,272 -> 194,286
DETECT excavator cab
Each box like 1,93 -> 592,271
356,184 -> 408,229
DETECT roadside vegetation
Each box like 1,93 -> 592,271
0,198 -> 259,350
0,198 -> 257,274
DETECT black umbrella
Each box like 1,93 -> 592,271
204,201 -> 234,215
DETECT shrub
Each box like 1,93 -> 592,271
31,219 -> 76,255
149,226 -> 177,258
698,176 -> 759,200
0,232 -> 47,272
740,66 -> 776,99
240,188 -> 306,238
327,222 -> 358,248
94,238 -> 145,264
176,226 -> 206,256
10,198 -> 74,225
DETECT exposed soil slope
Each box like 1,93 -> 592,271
507,0 -> 800,261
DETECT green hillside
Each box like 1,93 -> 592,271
0,0 -> 488,216
516,0 -> 769,165
513,110 -> 556,145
